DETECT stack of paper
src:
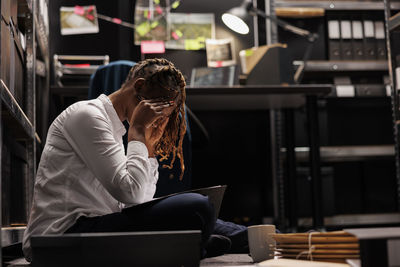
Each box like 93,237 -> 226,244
273,231 -> 360,263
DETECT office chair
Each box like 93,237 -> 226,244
88,60 -> 192,196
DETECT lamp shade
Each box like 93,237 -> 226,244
222,1 -> 251,35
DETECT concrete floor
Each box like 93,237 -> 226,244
7,254 -> 255,267
200,254 -> 255,266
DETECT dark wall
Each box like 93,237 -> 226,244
145,0 -> 255,80
49,0 -> 140,84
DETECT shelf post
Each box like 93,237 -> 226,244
25,1 -> 36,217
384,0 -> 400,211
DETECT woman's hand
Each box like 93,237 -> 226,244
145,116 -> 170,157
128,99 -> 176,155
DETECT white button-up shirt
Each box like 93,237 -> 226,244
23,94 -> 159,261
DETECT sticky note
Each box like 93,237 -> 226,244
112,18 -> 122,24
86,14 -> 94,21
74,6 -> 85,15
245,49 -> 253,57
87,5 -> 94,12
141,40 -> 165,54
175,29 -> 183,37
154,0 -> 160,4
136,21 -> 151,36
171,31 -> 179,40
150,21 -> 159,29
172,1 -> 180,9
184,39 -> 204,50
156,5 -> 163,14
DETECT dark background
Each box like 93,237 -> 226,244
48,0 -> 398,227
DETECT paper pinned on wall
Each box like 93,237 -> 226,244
60,5 -> 99,35
134,0 -> 169,45
206,38 -> 236,67
166,13 -> 215,50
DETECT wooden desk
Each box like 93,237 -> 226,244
186,85 -> 332,230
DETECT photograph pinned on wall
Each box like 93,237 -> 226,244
205,38 -> 236,67
134,0 -> 170,45
166,13 -> 215,50
60,5 -> 99,35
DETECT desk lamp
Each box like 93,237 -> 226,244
222,0 -> 320,83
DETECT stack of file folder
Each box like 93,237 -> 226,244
273,231 -> 360,263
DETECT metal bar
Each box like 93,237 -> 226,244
293,60 -> 389,72
282,145 -> 396,162
306,95 -> 324,230
284,109 -> 297,231
270,109 -> 286,230
0,80 -> 34,139
25,4 -> 36,219
275,0 -> 400,10
0,73 -> 3,267
54,55 -> 110,62
384,0 -> 400,212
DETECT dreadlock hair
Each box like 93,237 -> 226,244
123,58 -> 187,180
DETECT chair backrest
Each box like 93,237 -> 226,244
88,60 -> 192,196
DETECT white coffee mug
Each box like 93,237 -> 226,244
248,224 -> 276,262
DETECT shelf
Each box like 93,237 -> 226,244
389,11 -> 400,31
276,0 -> 400,10
294,60 -> 388,72
282,145 -> 395,162
2,227 -> 26,247
298,213 -> 400,227
0,79 -> 35,140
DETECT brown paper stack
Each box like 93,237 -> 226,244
273,231 -> 360,263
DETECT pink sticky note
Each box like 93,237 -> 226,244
87,5 -> 94,12
112,18 -> 122,24
86,14 -> 94,21
141,41 -> 165,54
74,6 -> 85,16
147,11 -> 152,19
215,61 -> 223,67
156,5 -> 163,14
171,31 -> 179,40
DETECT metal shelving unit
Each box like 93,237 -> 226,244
0,0 -> 49,262
272,0 -> 400,231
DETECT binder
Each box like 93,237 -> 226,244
334,76 -> 355,97
374,21 -> 387,60
355,84 -> 386,97
363,20 -> 376,59
352,20 -> 364,60
340,20 -> 353,60
328,20 -> 341,60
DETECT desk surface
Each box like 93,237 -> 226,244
186,84 -> 332,110
50,84 -> 333,110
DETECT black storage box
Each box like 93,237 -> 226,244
31,230 -> 202,267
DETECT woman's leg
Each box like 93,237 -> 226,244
66,193 -> 216,252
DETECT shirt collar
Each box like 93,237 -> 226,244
98,94 -> 127,137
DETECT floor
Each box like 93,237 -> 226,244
200,254 -> 255,266
6,254 -> 256,267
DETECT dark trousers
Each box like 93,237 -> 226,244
65,193 -> 216,251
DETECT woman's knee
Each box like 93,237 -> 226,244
182,193 -> 215,222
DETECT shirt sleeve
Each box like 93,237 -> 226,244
63,104 -> 158,205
